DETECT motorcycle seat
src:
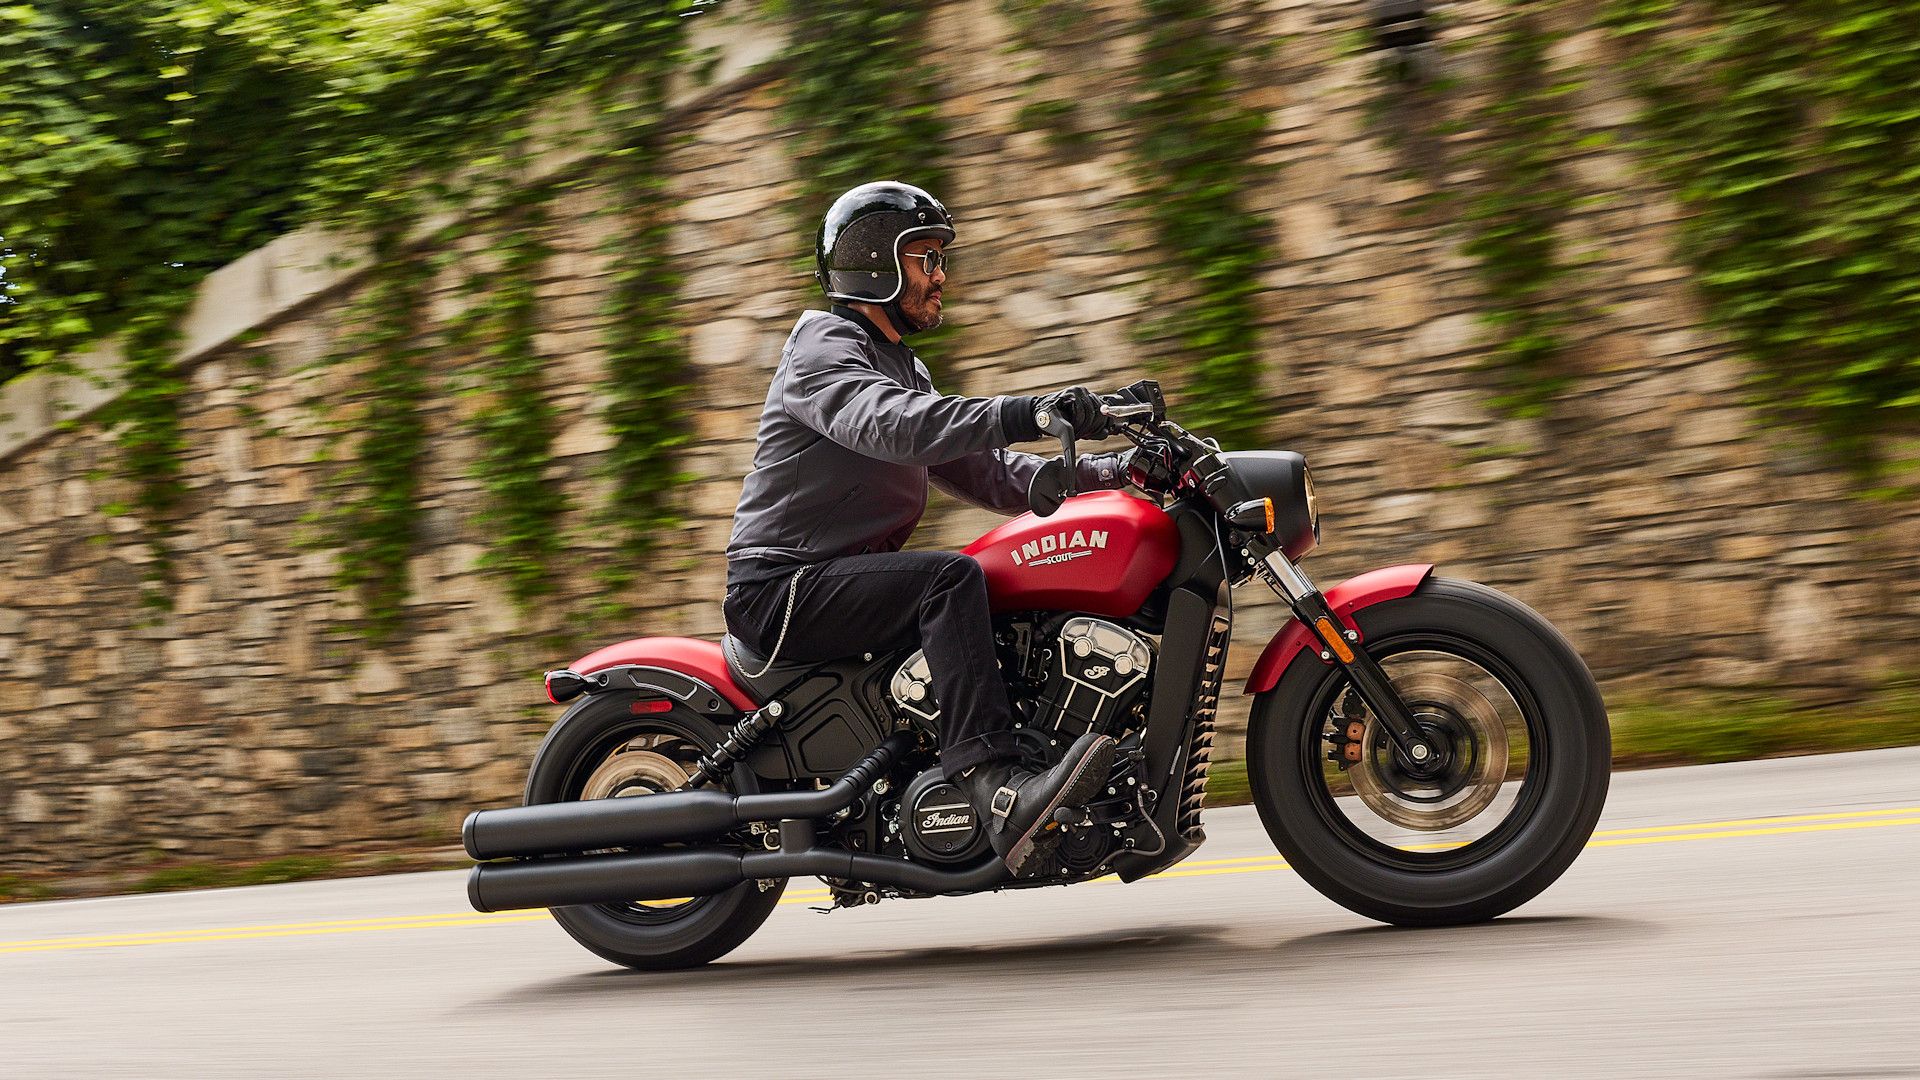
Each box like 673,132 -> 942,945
722,634 -> 817,705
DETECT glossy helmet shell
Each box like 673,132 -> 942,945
815,181 -> 956,304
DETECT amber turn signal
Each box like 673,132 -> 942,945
1224,497 -> 1277,534
1314,616 -> 1356,663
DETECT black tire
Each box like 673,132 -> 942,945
524,695 -> 785,970
1247,577 -> 1610,926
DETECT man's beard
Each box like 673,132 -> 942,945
900,279 -> 943,332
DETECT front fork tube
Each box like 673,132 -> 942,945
1255,547 -> 1441,774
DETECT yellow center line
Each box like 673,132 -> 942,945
1589,816 -> 1920,848
1591,804 -> 1920,837
0,915 -> 558,954
5,806 -> 1917,955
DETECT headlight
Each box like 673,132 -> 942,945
1213,450 -> 1318,560
1303,463 -> 1320,543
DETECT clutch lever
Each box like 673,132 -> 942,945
1034,407 -> 1079,495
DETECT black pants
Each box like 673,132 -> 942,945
723,551 -> 1020,778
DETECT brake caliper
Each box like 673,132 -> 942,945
1325,697 -> 1368,771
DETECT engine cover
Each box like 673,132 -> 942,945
1035,617 -> 1153,737
900,766 -> 989,865
889,651 -> 940,726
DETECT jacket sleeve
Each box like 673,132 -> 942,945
782,316 -> 1038,467
931,449 -> 1133,515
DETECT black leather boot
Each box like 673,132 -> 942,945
956,732 -> 1117,877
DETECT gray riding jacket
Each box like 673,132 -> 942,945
726,307 -> 1126,585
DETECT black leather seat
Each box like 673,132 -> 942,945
722,634 -> 817,705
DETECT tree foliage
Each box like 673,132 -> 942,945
3,0 -> 699,628
1605,0 -> 1920,465
1,1 -> 699,381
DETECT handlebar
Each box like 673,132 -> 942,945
1036,382 -> 1198,500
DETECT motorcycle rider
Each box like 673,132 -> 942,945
724,181 -> 1133,877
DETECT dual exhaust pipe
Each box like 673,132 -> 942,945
464,733 -> 1009,912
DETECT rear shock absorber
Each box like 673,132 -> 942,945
685,701 -> 784,789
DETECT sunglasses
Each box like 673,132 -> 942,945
902,247 -> 950,276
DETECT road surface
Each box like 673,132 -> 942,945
4,748 -> 1918,1079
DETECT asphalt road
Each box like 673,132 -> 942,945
4,748 -> 1919,1080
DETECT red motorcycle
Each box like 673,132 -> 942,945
462,385 -> 1611,970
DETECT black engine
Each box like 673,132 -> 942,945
880,615 -> 1157,877
888,614 -> 1155,740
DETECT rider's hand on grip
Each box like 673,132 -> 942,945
1034,386 -> 1111,439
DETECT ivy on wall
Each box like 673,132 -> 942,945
1361,4 -> 1587,420
95,300 -> 192,609
1603,0 -> 1920,468
596,123 -> 696,606
770,0 -> 948,225
322,230 -> 433,643
316,235 -> 433,638
456,194 -> 570,609
999,0 -> 1276,450
1455,9 -> 1583,419
767,0 -> 958,372
1124,0 -> 1274,451
998,0 -> 1099,158
4,0 -> 701,630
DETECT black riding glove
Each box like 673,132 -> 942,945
1032,386 -> 1110,439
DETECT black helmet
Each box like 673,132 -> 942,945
815,181 -> 956,306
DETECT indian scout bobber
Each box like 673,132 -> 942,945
461,383 -> 1611,970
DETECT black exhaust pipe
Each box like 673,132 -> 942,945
468,844 -> 1012,912
463,732 -> 915,861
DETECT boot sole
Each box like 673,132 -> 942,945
1004,735 -> 1117,877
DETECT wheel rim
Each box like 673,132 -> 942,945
1302,639 -> 1546,871
564,726 -> 717,925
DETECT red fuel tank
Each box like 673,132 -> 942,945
962,491 -> 1180,618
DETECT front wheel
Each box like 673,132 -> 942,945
1247,577 -> 1610,926
524,695 -> 785,970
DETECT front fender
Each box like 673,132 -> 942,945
1241,564 -> 1435,696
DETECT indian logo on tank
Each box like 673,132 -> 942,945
1009,529 -> 1110,568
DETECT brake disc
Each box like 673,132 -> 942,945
1348,671 -> 1508,831
581,740 -> 691,801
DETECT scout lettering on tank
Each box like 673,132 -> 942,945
1010,530 -> 1110,568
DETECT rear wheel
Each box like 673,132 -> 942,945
1248,578 -> 1610,925
524,696 -> 784,969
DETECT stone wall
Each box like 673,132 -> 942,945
4,0 -> 1918,874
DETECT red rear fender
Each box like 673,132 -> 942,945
562,637 -> 757,712
1241,564 -> 1435,696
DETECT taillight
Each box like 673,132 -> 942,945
544,670 -> 588,704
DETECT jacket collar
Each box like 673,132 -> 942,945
830,304 -> 901,350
